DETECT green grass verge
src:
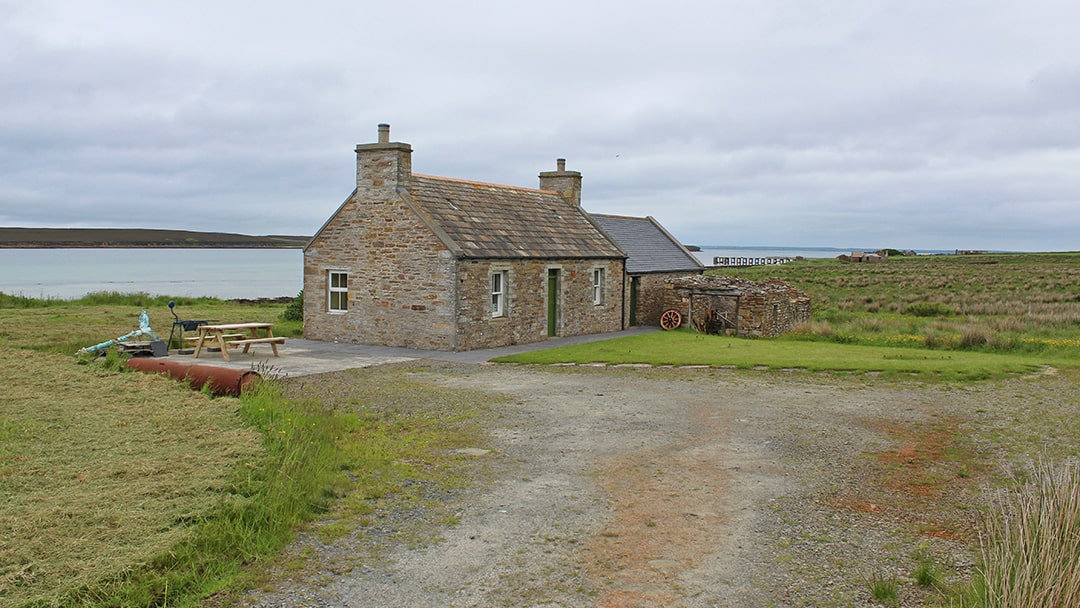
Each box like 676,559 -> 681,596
494,329 -> 1054,381
0,292 -> 303,355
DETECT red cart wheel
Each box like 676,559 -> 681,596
659,309 -> 682,330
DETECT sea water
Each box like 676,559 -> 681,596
0,248 -> 303,300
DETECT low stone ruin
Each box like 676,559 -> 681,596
661,275 -> 811,337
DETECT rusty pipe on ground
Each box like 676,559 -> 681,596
126,358 -> 260,397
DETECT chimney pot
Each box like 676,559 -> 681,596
356,124 -> 412,189
539,158 -> 582,206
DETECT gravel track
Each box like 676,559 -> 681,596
238,363 -> 1066,608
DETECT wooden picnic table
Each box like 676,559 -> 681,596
192,322 -> 285,361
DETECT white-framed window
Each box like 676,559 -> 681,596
592,268 -> 605,305
328,270 -> 348,312
491,271 -> 507,317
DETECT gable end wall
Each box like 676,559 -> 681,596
628,271 -> 703,327
304,192 -> 457,350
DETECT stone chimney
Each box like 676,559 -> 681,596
538,158 -> 582,206
355,123 -> 412,191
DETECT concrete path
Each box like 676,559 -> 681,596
163,327 -> 659,377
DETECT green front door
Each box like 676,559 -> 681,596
547,269 -> 559,337
629,276 -> 639,326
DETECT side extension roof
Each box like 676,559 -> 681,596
589,214 -> 703,274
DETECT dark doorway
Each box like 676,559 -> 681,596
547,269 -> 560,337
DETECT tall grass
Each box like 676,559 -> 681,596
55,380 -> 343,606
967,459 -> 1080,607
0,291 -> 222,309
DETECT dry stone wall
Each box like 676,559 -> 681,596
660,276 -> 811,337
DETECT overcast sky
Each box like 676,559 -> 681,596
2,1 -> 1078,251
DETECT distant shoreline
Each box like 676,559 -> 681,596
0,228 -> 310,249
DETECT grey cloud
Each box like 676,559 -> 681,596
1,0 -> 1078,250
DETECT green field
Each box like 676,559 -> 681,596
716,251 -> 1080,353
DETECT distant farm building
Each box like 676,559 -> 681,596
839,251 -> 887,263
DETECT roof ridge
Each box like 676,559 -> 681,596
590,213 -> 647,220
413,173 -> 556,195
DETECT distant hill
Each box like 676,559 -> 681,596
0,228 -> 311,248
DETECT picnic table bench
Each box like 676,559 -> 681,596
192,323 -> 285,361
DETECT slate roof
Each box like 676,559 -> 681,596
403,175 -> 626,259
589,214 -> 704,274
669,275 -> 809,299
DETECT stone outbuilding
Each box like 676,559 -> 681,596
839,251 -> 887,263
303,125 -> 627,351
660,275 -> 811,337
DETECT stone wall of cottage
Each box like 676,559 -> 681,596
304,192 -> 458,350
628,271 -> 703,327
455,258 -> 624,350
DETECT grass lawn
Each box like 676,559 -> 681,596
494,329 -> 1065,381
494,253 -> 1080,382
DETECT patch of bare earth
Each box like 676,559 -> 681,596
584,395 -> 750,607
238,363 -> 1070,608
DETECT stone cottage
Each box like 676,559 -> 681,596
303,124 -> 628,351
589,214 -> 704,327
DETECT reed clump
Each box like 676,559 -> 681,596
967,459 -> 1080,607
